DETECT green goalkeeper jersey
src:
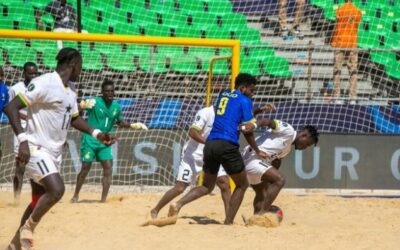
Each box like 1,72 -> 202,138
81,96 -> 123,147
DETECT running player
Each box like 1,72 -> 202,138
8,62 -> 39,204
4,48 -> 114,250
71,79 -> 148,203
168,73 -> 268,225
242,119 -> 319,215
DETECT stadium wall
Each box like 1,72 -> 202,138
1,127 -> 399,189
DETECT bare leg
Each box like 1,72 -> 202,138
151,181 -> 188,219
261,168 -> 285,213
71,162 -> 92,203
224,170 -> 249,225
216,175 -> 231,217
168,173 -> 217,217
100,160 -> 112,203
251,182 -> 267,214
13,161 -> 25,204
9,180 -> 44,250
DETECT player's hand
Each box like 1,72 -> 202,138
240,122 -> 256,134
256,150 -> 270,162
260,103 -> 276,113
130,122 -> 148,130
97,133 -> 117,146
17,141 -> 30,165
79,99 -> 96,109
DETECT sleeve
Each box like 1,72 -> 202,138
19,80 -> 47,107
191,108 -> 207,132
241,97 -> 256,124
72,100 -> 79,118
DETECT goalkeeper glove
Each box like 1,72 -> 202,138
130,122 -> 148,130
79,99 -> 96,109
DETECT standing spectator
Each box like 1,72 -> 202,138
331,0 -> 362,104
277,0 -> 306,35
0,66 -> 10,160
40,0 -> 77,49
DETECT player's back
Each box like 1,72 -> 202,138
208,89 -> 254,145
22,71 -> 79,156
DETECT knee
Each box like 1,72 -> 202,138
235,180 -> 249,191
49,186 -> 65,202
276,176 -> 286,189
216,177 -> 230,191
175,184 -> 186,194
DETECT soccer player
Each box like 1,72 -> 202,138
8,62 -> 39,204
242,119 -> 319,215
70,79 -> 148,203
150,106 -> 231,219
4,48 -> 114,250
150,103 -> 276,219
168,73 -> 268,225
0,66 -> 9,161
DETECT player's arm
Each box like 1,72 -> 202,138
253,103 -> 276,116
3,95 -> 30,164
70,116 -> 115,145
188,126 -> 206,144
256,119 -> 278,130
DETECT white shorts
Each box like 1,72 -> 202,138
25,146 -> 62,185
176,153 -> 226,184
244,155 -> 273,185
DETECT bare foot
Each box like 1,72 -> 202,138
150,208 -> 158,219
70,196 -> 79,203
168,202 -> 181,217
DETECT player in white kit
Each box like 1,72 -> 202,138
150,106 -> 231,219
150,103 -> 276,219
8,62 -> 39,204
5,48 -> 114,250
242,119 -> 319,215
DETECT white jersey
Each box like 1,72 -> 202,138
242,120 -> 297,162
182,106 -> 215,159
19,71 -> 79,157
9,81 -> 29,152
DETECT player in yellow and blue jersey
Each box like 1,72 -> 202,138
168,73 -> 268,225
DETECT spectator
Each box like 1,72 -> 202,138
40,0 -> 77,49
277,0 -> 306,35
331,0 -> 362,104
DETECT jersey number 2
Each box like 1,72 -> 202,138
217,97 -> 229,115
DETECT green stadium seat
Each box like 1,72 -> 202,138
219,13 -> 248,29
370,51 -> 396,65
105,52 -> 135,71
157,11 -> 188,27
8,47 -> 37,67
40,48 -> 58,69
171,25 -> 200,38
31,40 -> 58,52
202,0 -> 232,14
263,56 -> 292,77
241,57 -> 263,76
170,53 -> 200,74
0,39 -> 28,50
242,45 -> 275,60
137,52 -> 169,73
358,30 -> 389,48
144,23 -> 173,37
81,50 -> 103,70
179,0 -> 205,13
201,58 -> 230,75
385,59 -> 400,79
0,16 -> 14,29
40,13 -> 54,31
14,15 -> 37,30
231,28 -> 261,45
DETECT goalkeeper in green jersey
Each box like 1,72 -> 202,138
71,79 -> 147,203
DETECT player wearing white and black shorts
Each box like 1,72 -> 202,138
8,62 -> 39,203
150,106 -> 231,219
5,48 -> 114,250
242,119 -> 318,215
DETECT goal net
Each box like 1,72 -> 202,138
0,0 -> 399,189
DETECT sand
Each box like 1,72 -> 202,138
1,190 -> 399,250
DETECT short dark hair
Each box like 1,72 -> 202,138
101,79 -> 114,90
56,47 -> 81,66
234,73 -> 257,88
23,62 -> 37,71
303,125 -> 319,145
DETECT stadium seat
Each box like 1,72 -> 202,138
219,13 -> 248,29
385,59 -> 400,79
8,47 -> 37,67
148,99 -> 182,129
105,52 -> 135,71
241,57 -> 263,76
40,48 -> 58,69
370,51 -> 396,66
263,56 -> 292,77
81,50 -> 103,70
179,0 -> 205,13
169,51 -> 200,74
201,58 -> 230,75
201,0 -> 233,14
31,40 -> 58,52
